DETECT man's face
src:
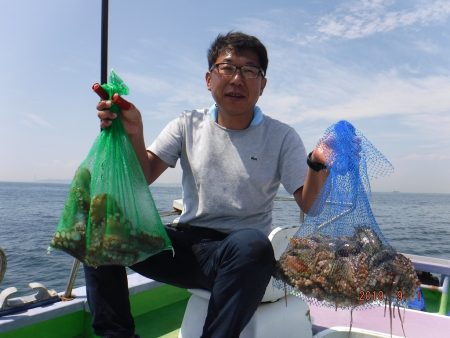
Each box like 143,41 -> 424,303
205,49 -> 267,122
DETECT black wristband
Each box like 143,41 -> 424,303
307,151 -> 327,172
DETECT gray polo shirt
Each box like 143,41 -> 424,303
148,106 -> 307,235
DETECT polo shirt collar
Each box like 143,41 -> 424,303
209,104 -> 264,127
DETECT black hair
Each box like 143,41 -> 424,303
207,31 -> 268,76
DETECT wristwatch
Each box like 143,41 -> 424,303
307,151 -> 327,172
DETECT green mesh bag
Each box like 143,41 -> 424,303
50,71 -> 172,267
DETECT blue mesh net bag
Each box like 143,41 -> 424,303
276,120 -> 420,308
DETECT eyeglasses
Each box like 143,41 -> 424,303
210,63 -> 264,79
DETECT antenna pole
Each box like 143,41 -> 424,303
63,0 -> 110,299
100,0 -> 109,83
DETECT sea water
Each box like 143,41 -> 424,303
0,181 -> 449,293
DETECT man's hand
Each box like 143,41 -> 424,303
97,94 -> 143,138
311,132 -> 361,169
310,141 -> 331,166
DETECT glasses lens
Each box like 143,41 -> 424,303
215,64 -> 261,79
217,64 -> 236,76
241,66 -> 260,79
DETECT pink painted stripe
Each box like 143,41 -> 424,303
309,303 -> 450,338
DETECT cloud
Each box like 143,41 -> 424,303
263,69 -> 450,125
317,0 -> 450,40
414,39 -> 441,54
37,158 -> 79,169
122,72 -> 173,94
314,73 -> 449,119
401,111 -> 450,148
230,16 -> 277,36
23,113 -> 53,128
122,70 -> 211,121
401,152 -> 450,161
260,63 -> 450,163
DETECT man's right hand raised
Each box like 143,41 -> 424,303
97,93 -> 143,138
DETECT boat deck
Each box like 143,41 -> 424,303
0,274 -> 189,338
310,301 -> 450,338
1,254 -> 449,338
130,278 -> 188,338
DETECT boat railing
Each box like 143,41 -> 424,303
63,259 -> 81,300
403,253 -> 450,315
0,248 -> 6,284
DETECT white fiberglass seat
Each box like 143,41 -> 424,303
178,225 -> 313,338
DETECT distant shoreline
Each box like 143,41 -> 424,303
0,180 -> 182,188
0,180 -> 449,195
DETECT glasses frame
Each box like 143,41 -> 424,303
210,62 -> 265,79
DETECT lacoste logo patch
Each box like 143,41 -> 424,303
250,156 -> 258,161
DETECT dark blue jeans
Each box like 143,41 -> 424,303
84,225 -> 275,338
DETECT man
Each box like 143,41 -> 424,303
87,31 -> 328,338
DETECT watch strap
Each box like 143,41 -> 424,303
307,151 -> 327,172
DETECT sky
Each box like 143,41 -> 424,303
1,0 -> 450,193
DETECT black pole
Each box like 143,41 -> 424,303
67,1 -> 110,295
101,0 -> 109,83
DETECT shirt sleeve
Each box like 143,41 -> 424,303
279,128 -> 308,194
147,115 -> 184,168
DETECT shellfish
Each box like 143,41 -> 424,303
277,226 -> 420,310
